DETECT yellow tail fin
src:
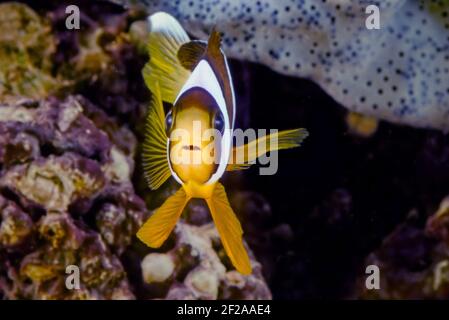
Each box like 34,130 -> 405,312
227,128 -> 309,171
206,183 -> 252,275
137,187 -> 190,248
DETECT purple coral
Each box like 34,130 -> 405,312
0,95 -> 144,299
0,2 -> 271,300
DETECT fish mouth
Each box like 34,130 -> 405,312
182,145 -> 201,151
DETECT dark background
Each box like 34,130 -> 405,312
227,59 -> 449,299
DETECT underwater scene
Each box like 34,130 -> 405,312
0,0 -> 448,302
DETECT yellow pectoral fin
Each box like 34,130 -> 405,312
206,183 -> 252,275
142,82 -> 171,190
143,12 -> 191,104
227,128 -> 309,171
225,163 -> 252,171
137,187 -> 190,248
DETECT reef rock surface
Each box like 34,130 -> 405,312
0,2 -> 271,300
0,94 -> 270,300
355,196 -> 449,299
0,96 -> 143,299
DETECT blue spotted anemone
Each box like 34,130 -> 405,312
115,0 -> 449,131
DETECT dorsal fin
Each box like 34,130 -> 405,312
143,12 -> 191,104
202,29 -> 235,129
206,29 -> 222,57
177,40 -> 207,70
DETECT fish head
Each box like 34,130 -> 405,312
167,87 -> 225,184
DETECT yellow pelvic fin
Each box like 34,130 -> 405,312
143,12 -> 191,104
227,128 -> 309,171
177,40 -> 207,71
137,187 -> 190,248
206,183 -> 252,275
142,81 -> 172,190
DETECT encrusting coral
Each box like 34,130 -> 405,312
140,221 -> 271,300
355,195 -> 449,299
0,76 -> 270,301
0,2 -> 66,100
0,2 -> 271,300
0,95 -> 143,299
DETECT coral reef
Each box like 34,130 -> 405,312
3,0 -> 449,301
116,0 -> 449,130
0,95 -> 144,299
355,195 -> 449,299
139,221 -> 271,300
0,76 -> 270,301
0,2 -> 271,300
0,2 -> 64,100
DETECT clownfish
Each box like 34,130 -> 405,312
137,12 -> 308,275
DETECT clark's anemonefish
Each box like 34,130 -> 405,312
137,12 -> 309,275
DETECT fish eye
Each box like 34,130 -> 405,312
165,110 -> 173,134
214,112 -> 225,133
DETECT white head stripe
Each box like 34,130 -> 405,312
175,60 -> 227,116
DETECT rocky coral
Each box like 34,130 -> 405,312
0,91 -> 271,300
0,2 -> 64,100
139,221 -> 271,300
0,94 -> 144,299
0,2 -> 271,300
0,195 -> 33,248
355,195 -> 449,299
18,213 -> 135,300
